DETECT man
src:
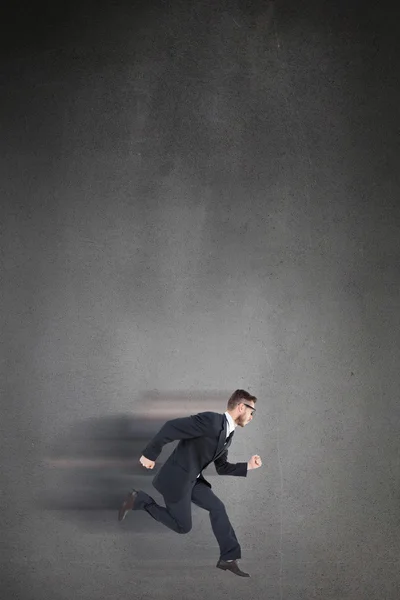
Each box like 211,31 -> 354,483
118,389 -> 262,577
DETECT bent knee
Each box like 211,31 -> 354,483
178,523 -> 192,534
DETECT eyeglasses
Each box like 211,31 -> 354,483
242,403 -> 256,416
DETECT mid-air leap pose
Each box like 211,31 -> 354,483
118,389 -> 262,577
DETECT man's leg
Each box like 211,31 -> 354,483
191,481 -> 241,561
131,490 -> 192,534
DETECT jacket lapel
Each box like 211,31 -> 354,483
211,414 -> 230,462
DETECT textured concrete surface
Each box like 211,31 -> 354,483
1,1 -> 400,599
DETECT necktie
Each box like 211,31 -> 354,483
225,431 -> 234,445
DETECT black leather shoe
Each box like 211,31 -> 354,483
216,559 -> 250,577
118,490 -> 138,521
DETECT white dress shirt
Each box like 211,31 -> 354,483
224,411 -> 236,437
197,412 -> 236,478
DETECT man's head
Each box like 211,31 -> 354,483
226,389 -> 257,428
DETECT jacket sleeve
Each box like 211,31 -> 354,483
214,449 -> 248,477
141,412 -> 214,461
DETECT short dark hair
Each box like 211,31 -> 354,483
227,389 -> 257,411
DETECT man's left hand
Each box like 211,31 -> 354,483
247,455 -> 262,470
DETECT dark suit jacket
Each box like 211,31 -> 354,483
141,411 -> 248,502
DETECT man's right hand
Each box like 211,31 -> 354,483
139,455 -> 155,469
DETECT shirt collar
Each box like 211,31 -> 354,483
224,411 -> 236,435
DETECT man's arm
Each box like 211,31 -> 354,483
214,449 -> 248,477
141,411 -> 214,462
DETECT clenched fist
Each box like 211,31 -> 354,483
139,455 -> 155,469
247,454 -> 262,470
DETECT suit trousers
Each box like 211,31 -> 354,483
133,480 -> 241,561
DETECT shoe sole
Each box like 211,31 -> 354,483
118,503 -> 128,521
118,491 -> 137,521
216,564 -> 250,577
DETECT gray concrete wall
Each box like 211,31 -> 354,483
2,1 -> 399,599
